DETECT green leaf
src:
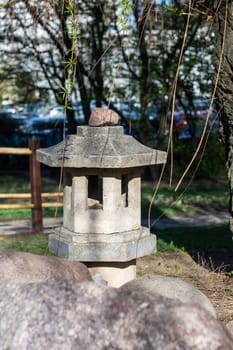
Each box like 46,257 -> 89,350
65,1 -> 74,15
70,81 -> 77,88
62,58 -> 76,70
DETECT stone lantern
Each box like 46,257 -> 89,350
37,109 -> 166,287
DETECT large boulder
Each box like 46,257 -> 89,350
227,321 -> 233,337
0,280 -> 232,349
0,249 -> 92,283
121,274 -> 216,318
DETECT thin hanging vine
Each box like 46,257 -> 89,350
55,0 -> 79,219
60,0 -> 78,115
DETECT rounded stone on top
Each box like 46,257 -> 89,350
88,108 -> 119,126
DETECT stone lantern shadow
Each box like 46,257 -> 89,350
37,108 -> 167,287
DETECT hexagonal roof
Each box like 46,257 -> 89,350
36,126 -> 167,168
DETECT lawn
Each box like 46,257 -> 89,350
0,172 -> 229,220
0,224 -> 232,259
0,233 -> 49,255
0,172 -> 231,259
156,224 -> 233,254
142,179 -> 228,219
0,172 -> 63,219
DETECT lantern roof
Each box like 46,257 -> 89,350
37,125 -> 167,169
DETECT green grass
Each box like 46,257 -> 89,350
0,173 -> 231,257
0,179 -> 227,220
0,173 -> 60,193
0,234 -> 49,255
157,239 -> 185,253
0,208 -> 63,220
141,180 -> 228,219
0,173 -> 31,193
155,224 -> 233,254
0,224 -> 231,257
0,173 -> 228,220
0,172 -> 63,219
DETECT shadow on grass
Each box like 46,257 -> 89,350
0,233 -> 49,255
1,223 -> 233,272
153,224 -> 233,272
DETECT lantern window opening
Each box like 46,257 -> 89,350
87,175 -> 103,209
65,172 -> 72,187
121,175 -> 128,208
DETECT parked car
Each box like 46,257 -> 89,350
0,112 -> 22,147
12,112 -> 41,120
18,116 -> 67,147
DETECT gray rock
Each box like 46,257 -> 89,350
88,108 -> 119,126
0,280 -> 232,350
121,274 -> 216,318
92,273 -> 108,286
0,249 -> 92,283
226,320 -> 233,337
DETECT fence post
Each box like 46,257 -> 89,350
29,139 -> 43,233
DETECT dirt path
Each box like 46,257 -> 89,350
0,218 -> 62,236
0,210 -> 229,236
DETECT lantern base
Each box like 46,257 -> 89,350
86,260 -> 136,288
48,226 -> 156,262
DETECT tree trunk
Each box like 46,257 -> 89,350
213,0 -> 233,232
91,4 -> 105,108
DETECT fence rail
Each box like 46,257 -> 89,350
0,193 -> 63,199
0,203 -> 63,209
0,141 -> 63,233
0,148 -> 32,155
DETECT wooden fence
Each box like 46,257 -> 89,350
0,140 -> 63,233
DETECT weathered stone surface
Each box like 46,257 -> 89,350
226,320 -> 233,337
121,274 -> 216,318
0,250 -> 92,283
49,226 -> 156,261
36,126 -> 167,168
88,108 -> 119,126
0,280 -> 232,350
62,168 -> 142,235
